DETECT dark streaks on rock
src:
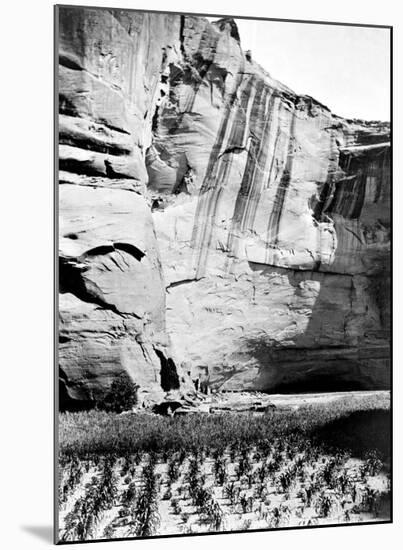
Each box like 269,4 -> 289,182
266,107 -> 297,245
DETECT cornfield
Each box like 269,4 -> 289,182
58,394 -> 391,541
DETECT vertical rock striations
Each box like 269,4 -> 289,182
58,8 -> 390,406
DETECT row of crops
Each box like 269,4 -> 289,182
59,432 -> 390,541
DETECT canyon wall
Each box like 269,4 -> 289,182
58,7 -> 390,406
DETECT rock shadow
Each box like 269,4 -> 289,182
244,140 -> 390,394
313,409 -> 391,461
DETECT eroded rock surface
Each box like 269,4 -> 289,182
58,8 -> 390,406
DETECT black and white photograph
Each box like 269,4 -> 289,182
55,4 -> 391,544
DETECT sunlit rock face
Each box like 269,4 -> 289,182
58,8 -> 390,405
58,7 -> 185,407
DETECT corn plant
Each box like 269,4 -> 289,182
236,449 -> 252,480
59,457 -> 83,506
254,482 -> 266,500
298,484 -> 314,507
257,501 -> 269,521
102,523 -> 115,539
128,457 -> 160,537
167,458 -> 180,483
121,481 -> 137,508
350,483 -> 358,503
186,458 -> 201,501
268,505 -> 290,528
223,481 -> 239,506
98,458 -> 118,508
214,455 -> 228,486
61,474 -> 111,541
120,455 -> 129,478
171,498 -> 181,515
239,493 -> 249,514
360,451 -> 383,478
229,444 -> 238,463
203,499 -> 224,531
360,486 -> 380,515
255,464 -> 268,484
334,469 -> 351,495
277,467 -> 294,492
315,491 -> 334,518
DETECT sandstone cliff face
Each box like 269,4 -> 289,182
58,7 -> 390,406
58,7 -> 185,407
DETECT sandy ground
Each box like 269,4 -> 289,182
59,445 -> 390,540
207,390 -> 390,409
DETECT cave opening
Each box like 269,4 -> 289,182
155,349 -> 180,392
59,367 -> 93,412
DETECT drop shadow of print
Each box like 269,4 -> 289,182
21,525 -> 53,544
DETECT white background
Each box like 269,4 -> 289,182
0,0 -> 401,549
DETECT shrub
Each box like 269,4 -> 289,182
97,372 -> 138,414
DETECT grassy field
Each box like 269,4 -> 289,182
58,392 -> 391,542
